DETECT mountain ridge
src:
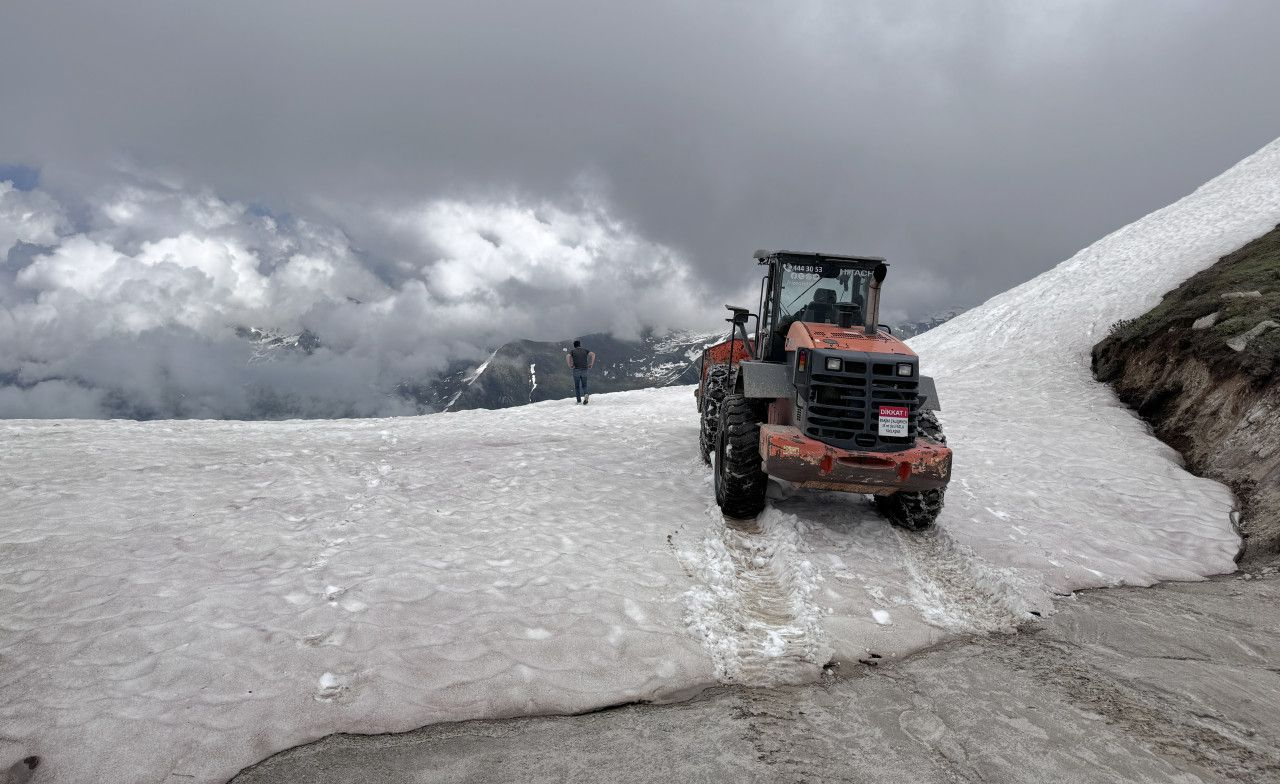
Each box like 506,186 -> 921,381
429,309 -> 968,413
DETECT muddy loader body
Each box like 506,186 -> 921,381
696,250 -> 952,528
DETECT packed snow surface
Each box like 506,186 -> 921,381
3,139 -> 1280,783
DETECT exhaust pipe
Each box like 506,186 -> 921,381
865,263 -> 888,335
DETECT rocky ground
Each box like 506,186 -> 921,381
232,563 -> 1280,784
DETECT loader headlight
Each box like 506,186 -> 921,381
896,362 -> 913,377
825,357 -> 842,372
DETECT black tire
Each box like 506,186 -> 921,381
714,394 -> 768,519
875,410 -> 947,530
698,365 -> 732,464
918,409 -> 946,445
874,489 -> 944,531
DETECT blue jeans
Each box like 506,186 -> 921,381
572,369 -> 590,400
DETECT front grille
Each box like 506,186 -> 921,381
801,355 -> 919,452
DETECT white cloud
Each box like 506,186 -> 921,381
0,182 -> 65,254
383,198 -> 707,338
0,176 -> 711,418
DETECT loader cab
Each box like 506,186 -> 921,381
753,251 -> 887,362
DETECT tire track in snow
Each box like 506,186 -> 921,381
679,477 -> 1036,684
678,503 -> 832,686
891,525 -> 1031,634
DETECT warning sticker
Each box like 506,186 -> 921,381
878,405 -> 909,437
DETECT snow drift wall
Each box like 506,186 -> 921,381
910,138 -> 1280,590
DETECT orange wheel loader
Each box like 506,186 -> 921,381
694,250 -> 952,528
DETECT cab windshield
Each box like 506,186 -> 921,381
776,261 -> 873,327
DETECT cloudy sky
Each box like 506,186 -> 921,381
2,1 -> 1279,418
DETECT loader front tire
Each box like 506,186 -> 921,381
714,394 -> 768,520
918,409 -> 946,445
874,489 -> 944,531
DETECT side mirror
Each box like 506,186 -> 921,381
877,324 -> 894,335
725,304 -> 751,325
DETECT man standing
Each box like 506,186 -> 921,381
566,339 -> 596,404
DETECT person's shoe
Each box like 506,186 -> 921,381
576,399 -> 582,404
583,396 -> 590,405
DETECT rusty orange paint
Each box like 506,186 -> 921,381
704,338 -> 754,366
784,322 -> 916,357
759,424 -> 951,493
699,338 -> 754,384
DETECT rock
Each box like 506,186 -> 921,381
1226,320 -> 1279,352
1192,312 -> 1219,330
1221,290 -> 1264,300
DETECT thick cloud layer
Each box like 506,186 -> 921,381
0,178 -> 710,418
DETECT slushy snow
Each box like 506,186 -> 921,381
3,139 -> 1280,783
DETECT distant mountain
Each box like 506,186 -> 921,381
0,309 -> 966,420
234,326 -> 322,363
228,308 -> 966,416
434,309 -> 967,413
431,331 -> 723,412
894,307 -> 968,340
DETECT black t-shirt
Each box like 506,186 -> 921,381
569,347 -> 591,369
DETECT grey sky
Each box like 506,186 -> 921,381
1,1 -> 1279,417
5,1 -> 1280,310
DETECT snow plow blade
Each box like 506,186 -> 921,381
760,424 -> 951,494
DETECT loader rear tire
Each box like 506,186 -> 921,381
699,365 -> 731,464
714,394 -> 768,520
874,489 -> 944,531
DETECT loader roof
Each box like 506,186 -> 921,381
753,249 -> 887,266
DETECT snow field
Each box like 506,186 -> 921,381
1,390 -> 1030,784
0,399 -> 718,784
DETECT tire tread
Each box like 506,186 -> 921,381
715,394 -> 768,519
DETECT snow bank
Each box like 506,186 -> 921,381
910,138 -> 1280,591
3,139 -> 1280,783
